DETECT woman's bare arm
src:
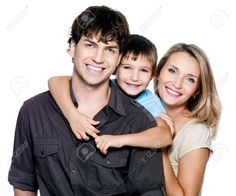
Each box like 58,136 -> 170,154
163,148 -> 210,196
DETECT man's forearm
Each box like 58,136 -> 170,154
14,188 -> 37,196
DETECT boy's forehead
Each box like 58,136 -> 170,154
122,53 -> 149,62
121,53 -> 154,68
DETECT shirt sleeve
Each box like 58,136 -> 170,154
8,103 -> 38,192
126,115 -> 166,195
135,90 -> 165,117
179,123 -> 212,159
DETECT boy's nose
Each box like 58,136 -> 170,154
131,70 -> 139,81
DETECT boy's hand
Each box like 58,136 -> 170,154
159,113 -> 175,136
95,135 -> 124,154
68,110 -> 100,140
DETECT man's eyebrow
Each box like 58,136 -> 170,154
84,38 -> 119,49
83,38 -> 96,44
105,45 -> 119,49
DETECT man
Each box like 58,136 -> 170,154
8,5 -> 166,196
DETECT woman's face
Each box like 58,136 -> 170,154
157,51 -> 200,110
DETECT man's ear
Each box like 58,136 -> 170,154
117,54 -> 122,67
68,40 -> 76,58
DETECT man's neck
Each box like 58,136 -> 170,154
72,77 -> 111,118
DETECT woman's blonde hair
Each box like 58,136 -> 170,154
154,43 -> 222,138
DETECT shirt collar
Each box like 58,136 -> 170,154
108,82 -> 127,116
70,80 -> 79,108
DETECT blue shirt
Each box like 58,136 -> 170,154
112,79 -> 165,117
136,89 -> 165,117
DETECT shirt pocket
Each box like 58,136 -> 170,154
88,150 -> 129,194
34,143 -> 58,158
33,139 -> 60,186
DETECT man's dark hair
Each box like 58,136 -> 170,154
69,5 -> 130,52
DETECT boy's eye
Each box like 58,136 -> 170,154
122,66 -> 132,69
141,69 -> 150,73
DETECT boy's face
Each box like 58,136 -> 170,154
116,54 -> 153,96
70,35 -> 121,87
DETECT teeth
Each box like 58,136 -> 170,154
87,65 -> 103,71
167,88 -> 181,96
127,83 -> 139,88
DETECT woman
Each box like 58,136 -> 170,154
154,43 -> 221,195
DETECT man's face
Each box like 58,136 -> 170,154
70,35 -> 121,87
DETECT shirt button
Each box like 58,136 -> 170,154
72,169 -> 77,174
106,159 -> 111,165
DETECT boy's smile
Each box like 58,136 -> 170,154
116,54 -> 153,96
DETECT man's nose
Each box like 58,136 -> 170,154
93,48 -> 104,64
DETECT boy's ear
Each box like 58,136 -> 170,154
68,40 -> 76,58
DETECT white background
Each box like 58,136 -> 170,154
1,0 -> 235,195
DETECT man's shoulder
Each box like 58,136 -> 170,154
114,91 -> 156,130
129,99 -> 156,121
21,91 -> 56,114
23,91 -> 51,106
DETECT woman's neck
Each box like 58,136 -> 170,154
165,105 -> 193,135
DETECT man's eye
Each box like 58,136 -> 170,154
85,43 -> 93,47
168,68 -> 176,73
106,48 -> 118,54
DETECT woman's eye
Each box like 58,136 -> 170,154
187,77 -> 195,83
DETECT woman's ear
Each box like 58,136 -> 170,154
192,89 -> 200,99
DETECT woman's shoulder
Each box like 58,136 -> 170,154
179,120 -> 212,141
175,120 -> 212,158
